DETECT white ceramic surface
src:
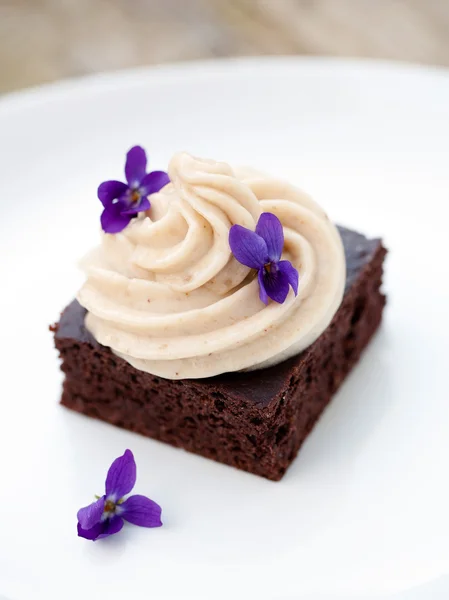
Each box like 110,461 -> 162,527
0,58 -> 448,600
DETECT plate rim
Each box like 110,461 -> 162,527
1,55 -> 449,117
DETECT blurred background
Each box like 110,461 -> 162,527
1,0 -> 449,94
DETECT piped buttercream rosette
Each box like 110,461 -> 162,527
78,152 -> 345,379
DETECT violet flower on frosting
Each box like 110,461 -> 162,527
77,449 -> 162,541
229,212 -> 299,304
98,146 -> 170,234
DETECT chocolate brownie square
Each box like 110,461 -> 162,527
52,226 -> 386,481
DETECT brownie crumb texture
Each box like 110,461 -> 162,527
53,227 -> 387,480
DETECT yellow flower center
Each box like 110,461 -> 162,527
130,190 -> 141,204
104,500 -> 115,514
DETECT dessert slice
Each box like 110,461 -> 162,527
52,149 -> 386,480
53,225 -> 386,481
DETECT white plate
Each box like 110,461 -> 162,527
1,58 -> 448,600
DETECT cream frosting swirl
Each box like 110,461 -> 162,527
78,153 -> 345,379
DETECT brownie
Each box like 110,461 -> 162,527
52,226 -> 386,481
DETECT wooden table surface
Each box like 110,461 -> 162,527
1,0 -> 449,93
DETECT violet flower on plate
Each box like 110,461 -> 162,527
229,212 -> 299,304
98,146 -> 170,234
77,449 -> 162,541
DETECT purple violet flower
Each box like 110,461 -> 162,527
98,146 -> 170,234
229,212 -> 299,304
77,449 -> 162,541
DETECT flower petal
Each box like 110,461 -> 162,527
255,212 -> 284,262
77,521 -> 104,541
120,196 -> 151,216
77,496 -> 105,530
138,197 -> 151,212
229,225 -> 268,269
120,494 -> 163,528
97,180 -> 128,207
278,260 -> 299,295
261,266 -> 290,304
105,449 -> 136,500
97,516 -> 124,540
101,206 -> 132,234
258,269 -> 269,305
77,516 -> 124,541
140,171 -> 170,196
125,146 -> 147,187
